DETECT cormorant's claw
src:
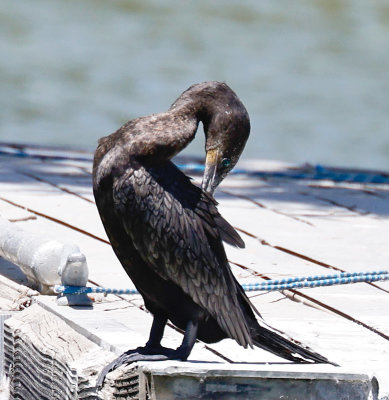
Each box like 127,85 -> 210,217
96,346 -> 184,390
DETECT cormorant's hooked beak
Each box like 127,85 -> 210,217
202,149 -> 221,195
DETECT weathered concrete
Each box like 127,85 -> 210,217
139,364 -> 374,400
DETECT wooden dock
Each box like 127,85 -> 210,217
0,143 -> 388,399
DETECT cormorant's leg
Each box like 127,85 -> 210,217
96,316 -> 199,390
174,318 -> 199,360
145,314 -> 168,348
96,314 -> 168,389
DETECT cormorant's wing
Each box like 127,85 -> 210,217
112,160 -> 252,348
198,191 -> 245,248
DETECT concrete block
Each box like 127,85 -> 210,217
101,362 -> 377,400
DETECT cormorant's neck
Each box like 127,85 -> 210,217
169,86 -> 217,128
125,88 -> 219,166
97,82 -> 242,169
168,83 -> 228,147
127,108 -> 200,166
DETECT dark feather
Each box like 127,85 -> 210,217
112,161 -> 253,348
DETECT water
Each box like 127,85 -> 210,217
1,0 -> 389,170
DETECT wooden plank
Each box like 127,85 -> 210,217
217,195 -> 389,278
1,148 -> 389,396
37,296 -> 226,364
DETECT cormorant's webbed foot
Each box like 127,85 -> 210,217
96,345 -> 189,389
96,315 -> 199,390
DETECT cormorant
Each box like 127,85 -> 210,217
93,82 -> 330,387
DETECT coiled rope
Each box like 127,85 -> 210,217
55,270 -> 389,296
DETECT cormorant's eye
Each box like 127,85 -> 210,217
221,158 -> 231,168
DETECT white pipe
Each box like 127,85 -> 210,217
0,217 -> 88,294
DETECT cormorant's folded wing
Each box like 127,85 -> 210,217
112,161 -> 252,348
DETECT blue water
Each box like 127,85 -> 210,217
1,0 -> 389,170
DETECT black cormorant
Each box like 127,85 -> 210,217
93,82 -> 330,387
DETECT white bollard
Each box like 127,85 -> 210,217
0,217 -> 88,294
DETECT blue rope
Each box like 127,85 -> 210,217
55,270 -> 389,296
1,145 -> 388,184
177,163 -> 389,185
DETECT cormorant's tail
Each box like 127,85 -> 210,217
250,320 -> 332,364
235,282 -> 334,365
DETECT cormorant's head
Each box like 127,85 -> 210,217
200,82 -> 250,194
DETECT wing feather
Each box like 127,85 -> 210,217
112,160 -> 251,347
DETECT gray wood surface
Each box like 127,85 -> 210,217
0,144 -> 388,398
